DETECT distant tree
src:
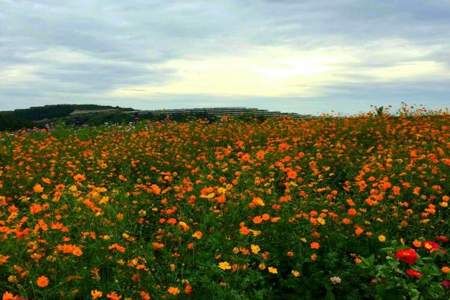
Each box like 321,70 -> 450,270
0,112 -> 32,130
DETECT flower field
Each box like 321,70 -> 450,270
0,111 -> 449,299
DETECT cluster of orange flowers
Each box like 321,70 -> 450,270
0,111 -> 448,298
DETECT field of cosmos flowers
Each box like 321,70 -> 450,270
0,109 -> 449,299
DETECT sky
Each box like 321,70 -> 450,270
1,0 -> 449,115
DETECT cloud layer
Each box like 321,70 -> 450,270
1,0 -> 449,114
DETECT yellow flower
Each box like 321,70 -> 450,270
217,187 -> 227,194
268,266 -> 278,274
192,231 -> 203,239
378,235 -> 386,242
291,270 -> 300,277
258,263 -> 266,270
317,217 -> 326,225
218,261 -> 231,270
178,221 -> 190,232
250,229 -> 262,237
250,244 -> 261,254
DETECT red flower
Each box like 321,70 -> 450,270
405,269 -> 422,279
423,240 -> 439,252
435,235 -> 448,243
395,248 -> 418,265
441,279 -> 450,289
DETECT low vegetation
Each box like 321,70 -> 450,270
0,108 -> 448,299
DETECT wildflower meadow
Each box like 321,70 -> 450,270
0,109 -> 449,299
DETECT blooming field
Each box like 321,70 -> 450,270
0,112 -> 449,299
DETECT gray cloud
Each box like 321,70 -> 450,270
0,0 -> 449,113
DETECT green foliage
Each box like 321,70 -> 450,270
0,112 -> 32,131
0,110 -> 448,299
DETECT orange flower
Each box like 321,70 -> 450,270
2,292 -> 18,300
178,221 -> 190,232
108,243 -> 126,253
139,291 -> 151,300
239,226 -> 250,235
278,142 -> 290,151
152,242 -> 165,250
412,240 -> 422,248
310,242 -> 320,250
392,186 -> 401,195
216,194 -> 226,204
184,283 -> 193,295
286,169 -> 297,179
346,198 -> 355,206
256,150 -> 266,160
91,290 -> 103,299
30,204 -> 43,215
73,174 -> 86,182
251,197 -> 265,207
33,183 -> 44,193
167,287 -> 180,295
106,292 -> 121,300
150,184 -> 161,195
36,275 -> 49,288
347,208 -> 357,216
262,213 -> 270,221
166,218 -> 177,225
354,226 -> 364,236
240,153 -> 251,162
252,216 -> 263,224
0,255 -> 9,266
41,177 -> 52,184
270,217 -> 281,223
56,244 -> 83,256
342,218 -> 352,225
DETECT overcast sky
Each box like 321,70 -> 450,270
1,0 -> 449,114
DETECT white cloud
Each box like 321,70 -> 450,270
108,46 -> 356,98
108,41 -> 450,98
363,60 -> 450,82
23,47 -> 93,64
0,64 -> 38,86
